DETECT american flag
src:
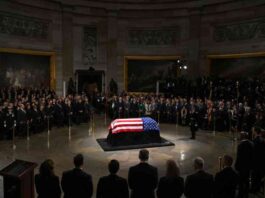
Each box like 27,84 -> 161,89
109,117 -> 160,134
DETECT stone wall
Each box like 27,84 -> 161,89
1,0 -> 265,94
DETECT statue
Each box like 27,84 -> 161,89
67,77 -> 76,95
109,78 -> 118,95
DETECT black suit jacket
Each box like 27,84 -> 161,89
61,168 -> 93,198
235,139 -> 254,176
184,170 -> 214,198
35,174 -> 61,198
253,136 -> 265,173
96,174 -> 129,198
156,175 -> 184,198
214,167 -> 239,198
128,162 -> 158,198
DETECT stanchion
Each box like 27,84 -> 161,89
47,116 -> 50,134
47,133 -> 50,149
218,156 -> 222,171
104,110 -> 107,126
12,120 -> 16,150
88,113 -> 93,136
233,120 -> 238,141
47,116 -> 50,149
229,116 -> 232,135
176,112 -> 179,128
26,121 -> 30,141
92,112 -> 95,136
213,114 -> 216,136
68,114 -> 71,141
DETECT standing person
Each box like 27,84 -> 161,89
35,159 -> 61,198
214,155 -> 239,198
251,127 -> 265,193
235,132 -> 254,198
157,159 -> 184,198
4,104 -> 15,140
184,157 -> 214,198
189,111 -> 198,139
128,149 -> 158,198
16,103 -> 27,136
61,154 -> 93,198
97,159 -> 129,198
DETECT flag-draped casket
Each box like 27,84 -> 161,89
107,117 -> 161,146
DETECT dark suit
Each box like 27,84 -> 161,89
251,136 -> 265,192
214,167 -> 239,198
96,174 -> 129,198
184,170 -> 214,198
157,176 -> 184,198
61,168 -> 93,198
16,109 -> 27,136
128,162 -> 158,198
235,139 -> 254,198
35,174 -> 61,198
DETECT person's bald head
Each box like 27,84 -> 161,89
222,155 -> 233,167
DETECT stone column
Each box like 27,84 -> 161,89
106,10 -> 119,93
187,9 -> 201,78
62,6 -> 74,88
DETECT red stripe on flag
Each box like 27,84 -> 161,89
110,118 -> 144,134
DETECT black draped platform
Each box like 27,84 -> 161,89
107,130 -> 161,146
97,137 -> 174,151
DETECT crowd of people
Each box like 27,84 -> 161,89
108,79 -> 265,137
0,77 -> 264,141
0,87 -> 93,140
34,130 -> 265,198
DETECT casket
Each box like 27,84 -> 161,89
107,117 -> 161,146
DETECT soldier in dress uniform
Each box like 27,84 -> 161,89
189,111 -> 199,139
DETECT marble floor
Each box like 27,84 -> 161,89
0,114 -> 240,197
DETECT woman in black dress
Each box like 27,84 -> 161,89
35,159 -> 61,198
157,159 -> 184,198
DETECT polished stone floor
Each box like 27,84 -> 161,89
0,114 -> 239,197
